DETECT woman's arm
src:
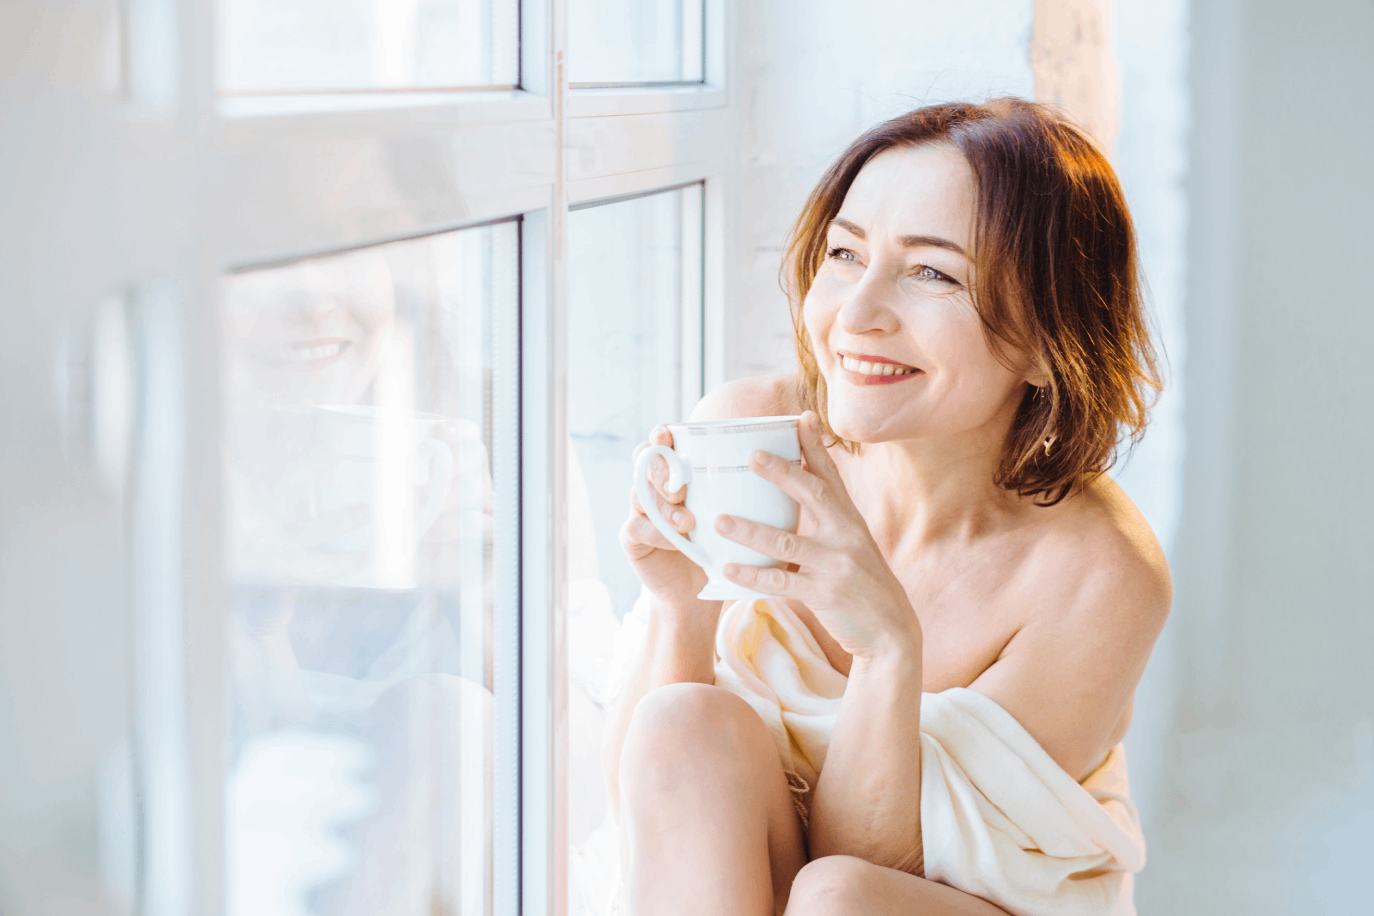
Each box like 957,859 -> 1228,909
600,423 -> 719,820
716,411 -> 927,872
602,375 -> 798,819
807,639 -> 925,871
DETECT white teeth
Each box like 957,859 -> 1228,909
288,342 -> 343,361
840,355 -> 917,377
264,341 -> 346,363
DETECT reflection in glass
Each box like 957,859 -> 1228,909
564,185 -> 704,909
218,0 -> 519,94
568,0 -> 705,86
222,222 -> 516,916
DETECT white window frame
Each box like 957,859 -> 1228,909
1,0 -> 734,912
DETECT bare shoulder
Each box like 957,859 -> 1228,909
1010,475 -> 1173,668
1035,476 -> 1173,620
689,373 -> 802,422
971,476 -> 1172,779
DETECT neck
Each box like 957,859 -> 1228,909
837,409 -> 1028,556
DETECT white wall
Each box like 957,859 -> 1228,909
1140,1 -> 1374,912
728,0 -> 1035,382
1112,0 -> 1190,836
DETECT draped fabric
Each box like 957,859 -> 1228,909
576,591 -> 1147,916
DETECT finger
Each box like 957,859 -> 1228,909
630,440 -> 680,502
797,411 -> 844,485
720,561 -> 801,597
628,484 -> 694,532
636,436 -> 685,505
746,448 -> 832,512
632,425 -> 673,466
620,513 -> 682,555
632,435 -> 665,464
713,514 -> 812,565
647,452 -> 687,504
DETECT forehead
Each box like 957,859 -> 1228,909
837,144 -> 976,245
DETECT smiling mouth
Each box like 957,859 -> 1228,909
838,353 -> 923,379
256,339 -> 352,368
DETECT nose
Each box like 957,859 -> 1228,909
836,264 -> 901,336
288,269 -> 343,320
287,294 -> 336,320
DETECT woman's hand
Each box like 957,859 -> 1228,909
715,411 -> 921,659
619,425 -> 713,612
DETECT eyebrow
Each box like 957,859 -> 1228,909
829,217 -> 967,257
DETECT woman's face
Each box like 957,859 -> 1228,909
224,251 -> 396,409
803,144 -> 1034,446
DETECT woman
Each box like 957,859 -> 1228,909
606,99 -> 1170,915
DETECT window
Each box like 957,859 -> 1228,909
222,223 -> 520,915
568,0 -> 706,86
567,185 -> 705,619
4,2 -> 733,915
218,0 -> 520,94
564,186 -> 705,904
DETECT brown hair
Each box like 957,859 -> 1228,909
785,98 -> 1161,506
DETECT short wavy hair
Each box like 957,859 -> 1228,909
785,98 -> 1161,506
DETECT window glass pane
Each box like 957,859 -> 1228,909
222,221 -> 517,916
564,185 -> 704,903
218,0 -> 519,94
568,0 -> 705,85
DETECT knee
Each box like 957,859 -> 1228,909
785,856 -> 880,916
620,683 -> 767,790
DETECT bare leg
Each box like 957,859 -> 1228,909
785,856 -> 1015,916
619,683 -> 809,916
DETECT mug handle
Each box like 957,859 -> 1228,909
634,445 -> 712,571
416,439 -> 455,537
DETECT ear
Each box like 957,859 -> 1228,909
1024,357 -> 1052,390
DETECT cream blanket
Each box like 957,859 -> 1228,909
574,592 -> 1147,916
712,597 -> 1146,916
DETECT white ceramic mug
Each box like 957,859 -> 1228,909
634,416 -> 802,601
230,403 -> 457,589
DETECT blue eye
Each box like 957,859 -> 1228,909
826,247 -> 856,261
914,265 -> 957,284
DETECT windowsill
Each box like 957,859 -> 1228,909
567,84 -> 727,119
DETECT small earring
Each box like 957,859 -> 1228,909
1043,435 -> 1056,457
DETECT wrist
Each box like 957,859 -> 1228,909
850,625 -> 923,673
643,597 -> 723,685
649,596 -> 723,637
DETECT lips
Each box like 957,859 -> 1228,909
255,338 -> 352,369
837,351 -> 924,386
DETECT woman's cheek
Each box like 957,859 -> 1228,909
351,303 -> 395,339
801,295 -> 835,362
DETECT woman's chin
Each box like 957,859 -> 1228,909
826,416 -> 892,445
